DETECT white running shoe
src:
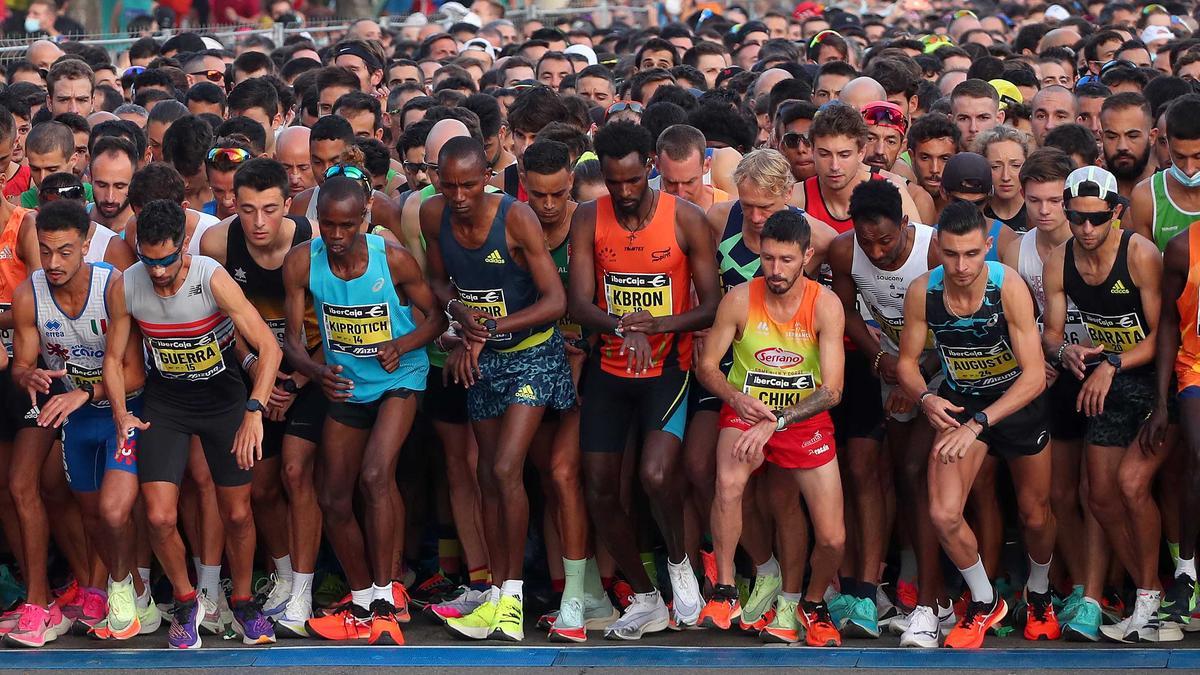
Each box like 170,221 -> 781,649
274,594 -> 312,639
899,605 -> 940,648
1102,591 -> 1163,643
199,591 -> 224,635
604,590 -> 670,640
666,558 -> 702,628
262,576 -> 292,617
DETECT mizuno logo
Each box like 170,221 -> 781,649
1111,280 -> 1130,294
485,250 -> 505,264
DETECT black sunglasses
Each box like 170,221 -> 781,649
1065,209 -> 1115,226
40,184 -> 84,201
780,131 -> 809,148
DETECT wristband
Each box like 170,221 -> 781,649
445,298 -> 462,316
872,349 -> 887,373
241,353 -> 258,371
81,383 -> 95,404
1054,341 -> 1068,366
918,390 -> 935,405
776,414 -> 788,431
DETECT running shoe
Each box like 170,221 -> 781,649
666,557 -> 702,628
490,594 -> 523,641
75,587 -> 107,632
698,584 -> 741,630
0,605 -> 23,636
876,585 -> 898,628
391,581 -> 412,623
53,580 -> 80,613
943,591 -> 1007,649
313,573 -> 349,610
538,596 -> 621,631
1101,588 -> 1125,625
1063,597 -> 1102,642
4,603 -> 69,647
899,605 -> 941,648
167,597 -> 205,649
429,587 -> 486,623
444,598 -> 497,640
306,603 -> 372,640
232,600 -> 276,645
895,580 -> 918,614
1160,574 -> 1195,627
760,595 -> 800,644
368,599 -> 405,646
1024,590 -> 1060,641
261,575 -> 291,618
825,590 -> 853,628
604,590 -> 670,640
797,600 -> 841,647
105,577 -> 140,640
739,572 -> 781,632
199,590 -> 223,635
700,550 -> 718,591
611,579 -> 635,610
410,572 -> 457,608
548,596 -> 586,643
138,587 -> 162,635
1058,585 -> 1085,625
275,594 -> 313,639
1101,591 -> 1181,643
843,596 -> 881,638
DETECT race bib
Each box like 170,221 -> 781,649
604,271 -> 672,317
742,370 -> 816,409
266,318 -> 287,347
322,303 -> 392,357
458,288 -> 512,342
148,331 -> 226,380
868,303 -> 934,350
939,341 -> 1019,390
0,303 -> 11,356
66,362 -> 108,407
1080,310 -> 1144,354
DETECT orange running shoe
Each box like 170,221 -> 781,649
698,586 -> 741,630
391,582 -> 411,624
368,600 -> 405,646
741,606 -> 775,633
1024,590 -> 1061,641
306,604 -> 372,641
896,581 -> 918,614
798,600 -> 842,647
700,551 -> 718,591
944,592 -> 1007,649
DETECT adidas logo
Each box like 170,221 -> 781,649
1111,280 -> 1130,295
485,250 -> 505,264
515,384 -> 537,400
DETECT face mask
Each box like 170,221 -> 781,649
24,17 -> 40,33
664,0 -> 682,14
1169,163 -> 1200,188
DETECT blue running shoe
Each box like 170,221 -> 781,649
232,600 -> 276,645
844,596 -> 881,638
1063,597 -> 1101,642
167,598 -> 204,649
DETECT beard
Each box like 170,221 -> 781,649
1106,144 -> 1151,182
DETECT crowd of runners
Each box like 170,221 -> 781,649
5,0 -> 1200,652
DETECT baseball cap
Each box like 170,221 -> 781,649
463,38 -> 497,60
943,152 -> 993,195
1141,25 -> 1174,46
1044,4 -> 1070,20
1064,166 -> 1119,204
792,1 -> 824,20
988,79 -> 1023,111
564,44 -> 598,66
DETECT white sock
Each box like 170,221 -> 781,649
372,583 -> 392,603
1083,596 -> 1101,608
1177,557 -> 1197,582
781,591 -> 803,601
291,572 -> 314,602
272,555 -> 294,584
489,585 -> 501,603
198,563 -> 222,600
1026,555 -> 1051,595
136,584 -> 150,610
350,587 -> 373,611
138,567 -> 151,589
958,557 -> 994,604
501,579 -> 524,600
756,555 -> 780,577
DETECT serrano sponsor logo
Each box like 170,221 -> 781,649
755,347 -> 803,368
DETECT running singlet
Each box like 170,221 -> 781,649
594,192 -> 693,377
1016,229 -> 1087,346
225,214 -> 321,353
125,255 -> 244,409
926,261 -> 1021,397
802,173 -> 885,233
550,235 -> 583,339
32,263 -> 127,407
852,222 -> 935,352
1063,229 -> 1149,373
85,224 -> 118,264
309,233 -> 428,404
727,276 -> 822,409
439,194 -> 553,352
1150,170 -> 1200,251
1175,224 -> 1200,389
717,201 -> 763,290
0,207 -> 29,355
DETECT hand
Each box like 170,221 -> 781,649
376,339 -> 404,373
620,331 -> 653,375
884,385 -> 915,417
1076,361 -> 1115,416
116,411 -> 150,443
876,353 -> 900,385
438,329 -> 463,352
933,423 -> 982,463
446,339 -> 483,387
731,419 -> 774,463
1139,403 -> 1170,455
920,394 -> 965,431
1043,362 -> 1059,388
618,310 -> 660,335
37,389 -> 89,428
231,410 -> 264,470
449,301 -> 491,342
269,372 -> 296,408
729,392 -> 776,425
318,364 -> 354,401
1063,343 -> 1104,380
19,367 -> 63,396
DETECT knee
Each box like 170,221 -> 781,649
318,487 -> 352,519
146,503 -> 177,534
490,456 -> 524,490
814,525 -> 846,556
639,461 -> 674,495
549,458 -> 580,497
1019,496 -> 1052,531
281,459 -> 311,496
100,494 -> 132,531
929,501 -> 963,535
222,498 -> 253,531
714,473 -> 746,505
252,478 -> 283,508
1118,470 -> 1149,506
357,463 -> 395,501
584,480 -> 617,510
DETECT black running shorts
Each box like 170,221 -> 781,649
423,365 -> 468,425
1047,371 -> 1086,441
831,349 -> 885,445
580,363 -> 689,453
138,396 -> 249,487
1085,371 -> 1154,449
940,384 -> 1050,458
327,388 -> 416,430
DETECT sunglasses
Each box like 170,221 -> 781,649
1143,3 -> 1167,14
952,9 -> 978,19
207,147 -> 250,164
605,101 -> 644,120
1100,59 -> 1139,76
403,161 -> 430,172
136,241 -> 184,268
862,104 -> 907,133
325,164 -> 373,194
780,131 -> 809,148
40,184 -> 84,201
1065,209 -> 1115,226
122,66 -> 146,79
189,69 -> 225,83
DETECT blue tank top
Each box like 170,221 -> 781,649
309,233 -> 428,403
926,260 -> 1020,397
438,194 -> 552,351
986,219 -> 1003,262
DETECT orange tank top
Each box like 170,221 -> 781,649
594,192 -> 693,377
1176,224 -> 1200,389
0,207 -> 29,355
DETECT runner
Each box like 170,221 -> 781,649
421,136 -> 575,641
568,120 -> 718,638
88,135 -> 137,235
1129,94 -> 1200,251
861,100 -> 937,225
103,198 -> 283,648
275,127 -> 317,198
907,113 -> 962,219
897,199 -> 1057,649
950,79 -> 1004,153
655,125 -> 728,210
1100,93 -> 1157,199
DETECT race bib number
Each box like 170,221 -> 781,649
322,303 -> 392,357
939,341 -> 1019,390
1080,310 -> 1144,354
458,288 -> 512,342
604,272 -> 672,317
0,303 -> 11,356
867,303 -> 933,350
742,370 -> 816,409
148,331 -> 226,380
266,318 -> 287,347
65,362 -> 108,407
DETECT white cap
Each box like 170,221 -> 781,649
463,38 -> 496,59
564,44 -> 598,66
1044,4 -> 1070,20
1141,25 -> 1174,45
440,1 -> 482,26
201,36 -> 224,50
1065,165 -> 1119,203
399,14 -> 428,29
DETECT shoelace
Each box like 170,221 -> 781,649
1029,596 -> 1050,622
958,600 -> 988,629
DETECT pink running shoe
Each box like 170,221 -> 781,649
77,587 -> 108,629
0,605 -> 25,636
4,603 -> 70,647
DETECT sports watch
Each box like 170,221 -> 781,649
1106,353 -> 1122,374
245,399 -> 266,414
972,411 -> 990,434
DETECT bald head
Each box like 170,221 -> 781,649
88,111 -> 118,126
427,119 -> 470,161
754,68 -> 793,101
1038,28 -> 1082,52
28,40 -> 64,71
839,77 -> 887,110
276,126 -> 315,196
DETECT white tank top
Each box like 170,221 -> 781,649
1016,229 -> 1088,345
851,222 -> 934,352
32,263 -> 116,408
190,211 -> 219,255
85,223 -> 118,265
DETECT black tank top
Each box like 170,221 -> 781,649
225,215 -> 319,355
926,261 -> 1021,397
1063,229 -> 1149,374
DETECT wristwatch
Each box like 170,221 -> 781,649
1106,353 -> 1122,374
245,399 -> 266,414
972,411 -> 990,434
281,378 -> 298,394
484,318 -> 498,333
80,383 -> 95,404
776,415 -> 788,432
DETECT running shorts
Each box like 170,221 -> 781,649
61,397 -> 141,493
261,382 -> 328,454
138,395 -> 249,488
1047,371 -> 1086,441
423,365 -> 469,425
580,363 -> 689,452
1085,371 -> 1154,449
467,331 -> 576,422
328,388 -> 416,430
688,377 -> 723,415
830,349 -> 885,444
940,384 -> 1050,458
719,405 -> 837,470
0,374 -> 66,440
